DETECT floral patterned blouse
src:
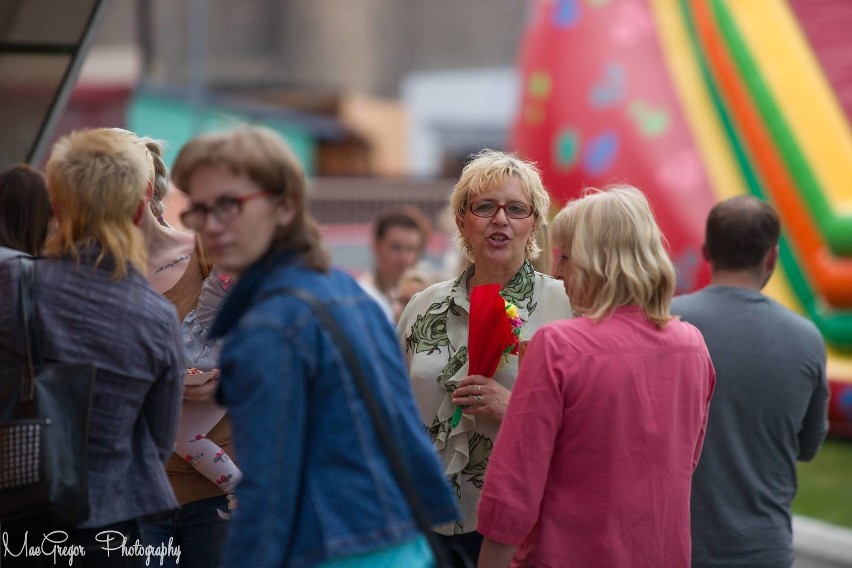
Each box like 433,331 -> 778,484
398,261 -> 573,534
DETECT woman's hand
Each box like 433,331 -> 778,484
183,369 -> 220,402
452,374 -> 511,421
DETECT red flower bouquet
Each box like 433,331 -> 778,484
452,284 -> 522,427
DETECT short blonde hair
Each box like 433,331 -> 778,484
45,128 -> 149,278
550,185 -> 676,327
450,149 -> 550,261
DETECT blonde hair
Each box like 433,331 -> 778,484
45,128 -> 149,278
550,185 -> 676,327
172,125 -> 330,271
110,128 -> 169,224
398,267 -> 431,289
450,149 -> 550,262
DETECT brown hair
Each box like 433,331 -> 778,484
704,195 -> 780,271
373,206 -> 431,252
0,164 -> 52,255
172,126 -> 330,272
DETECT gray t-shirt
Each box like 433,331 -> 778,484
672,285 -> 829,568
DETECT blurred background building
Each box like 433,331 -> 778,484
46,0 -> 528,177
1,0 -> 530,276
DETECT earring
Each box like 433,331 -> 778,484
462,238 -> 473,255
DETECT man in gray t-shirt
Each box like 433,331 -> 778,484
671,196 -> 829,568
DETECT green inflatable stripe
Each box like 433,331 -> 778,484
678,0 -> 852,350
711,0 -> 852,255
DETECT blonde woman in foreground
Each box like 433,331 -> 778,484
477,186 -> 716,568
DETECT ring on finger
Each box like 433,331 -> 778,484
477,385 -> 482,394
475,395 -> 482,405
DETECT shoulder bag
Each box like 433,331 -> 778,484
0,257 -> 95,526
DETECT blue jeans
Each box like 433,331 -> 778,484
434,531 -> 482,564
140,495 -> 230,568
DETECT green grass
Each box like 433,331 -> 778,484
793,439 -> 852,528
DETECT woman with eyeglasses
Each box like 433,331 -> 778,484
171,126 -> 458,568
397,149 -> 573,562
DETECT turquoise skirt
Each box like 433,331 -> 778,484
319,534 -> 434,568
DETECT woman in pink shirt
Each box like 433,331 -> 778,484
477,186 -> 716,568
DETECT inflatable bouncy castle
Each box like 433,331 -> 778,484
513,0 -> 852,437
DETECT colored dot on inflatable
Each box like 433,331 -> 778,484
552,0 -> 581,28
628,100 -> 671,138
583,130 -> 619,175
589,63 -> 626,109
554,128 -> 580,170
524,105 -> 546,126
528,71 -> 552,100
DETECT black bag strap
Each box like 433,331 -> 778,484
279,287 -> 455,567
19,256 -> 39,401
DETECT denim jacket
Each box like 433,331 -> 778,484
210,253 -> 459,568
0,249 -> 183,528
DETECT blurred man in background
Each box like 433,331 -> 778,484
359,206 -> 430,322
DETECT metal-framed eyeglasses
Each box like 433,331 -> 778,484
468,200 -> 534,219
179,190 -> 272,231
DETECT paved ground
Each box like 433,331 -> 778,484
793,516 -> 852,568
795,557 -> 852,568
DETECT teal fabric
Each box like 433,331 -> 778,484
319,535 -> 434,568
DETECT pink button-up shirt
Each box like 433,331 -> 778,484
478,306 -> 715,567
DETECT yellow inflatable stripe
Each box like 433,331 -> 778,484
725,0 -> 852,212
649,0 -> 852,381
762,263 -> 800,315
827,348 -> 852,383
648,0 -> 744,202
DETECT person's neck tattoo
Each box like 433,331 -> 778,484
154,255 -> 191,275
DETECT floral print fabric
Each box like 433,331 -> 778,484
398,261 -> 572,534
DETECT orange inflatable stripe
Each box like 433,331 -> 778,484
692,0 -> 852,308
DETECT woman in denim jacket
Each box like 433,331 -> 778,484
171,126 -> 459,568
